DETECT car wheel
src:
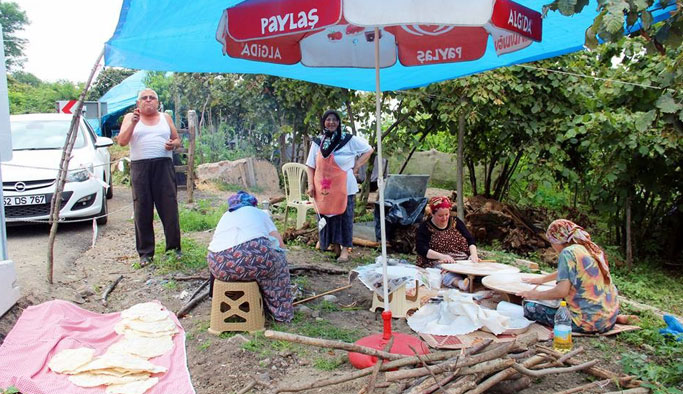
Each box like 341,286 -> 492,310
96,189 -> 108,225
106,173 -> 114,199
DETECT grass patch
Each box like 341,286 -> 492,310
162,280 -> 178,290
612,262 -> 683,316
179,199 -> 226,232
242,331 -> 299,356
151,237 -> 207,274
213,180 -> 264,194
313,356 -> 346,371
242,311 -> 362,357
312,300 -> 341,313
198,340 -> 211,351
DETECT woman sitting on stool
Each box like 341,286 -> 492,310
207,191 -> 293,322
517,219 -> 619,333
415,196 -> 479,291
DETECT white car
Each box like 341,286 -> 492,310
1,113 -> 113,225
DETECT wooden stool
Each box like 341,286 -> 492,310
208,280 -> 265,334
370,281 -> 422,318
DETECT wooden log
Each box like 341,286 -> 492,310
269,196 -> 285,205
364,337 -> 394,394
446,375 -> 477,394
463,355 -> 545,394
486,376 -> 531,394
534,346 -> 584,369
177,288 -> 210,318
237,379 -> 257,394
102,275 -> 123,306
293,284 -> 352,305
385,342 -> 516,382
536,345 -> 640,388
457,358 -> 515,376
353,237 -> 380,248
407,344 -> 448,394
552,379 -> 613,394
188,279 -> 210,302
604,388 -> 649,394
275,339 -> 492,393
186,110 -> 196,203
512,359 -> 598,377
415,371 -> 459,394
173,275 -> 208,281
264,330 -> 404,361
289,264 -> 348,275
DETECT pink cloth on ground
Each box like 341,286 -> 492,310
0,300 -> 195,394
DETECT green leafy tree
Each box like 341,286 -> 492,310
85,68 -> 135,101
0,1 -> 28,70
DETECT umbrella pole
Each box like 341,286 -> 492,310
374,27 -> 392,338
348,30 -> 429,369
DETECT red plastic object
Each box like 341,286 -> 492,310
348,311 -> 429,369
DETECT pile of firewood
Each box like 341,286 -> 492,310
236,330 -> 644,394
282,222 -> 318,246
463,195 -> 550,255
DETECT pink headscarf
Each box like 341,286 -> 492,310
546,219 -> 611,284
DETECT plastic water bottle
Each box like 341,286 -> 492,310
553,301 -> 573,352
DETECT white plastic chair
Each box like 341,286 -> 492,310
281,162 -> 315,229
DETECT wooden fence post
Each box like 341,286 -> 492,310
187,110 -> 196,203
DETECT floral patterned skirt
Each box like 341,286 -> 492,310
208,237 -> 293,322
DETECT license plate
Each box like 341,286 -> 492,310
3,194 -> 47,206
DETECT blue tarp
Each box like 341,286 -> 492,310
103,1 -> 677,92
98,70 -> 148,136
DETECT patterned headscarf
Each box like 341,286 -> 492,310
546,219 -> 611,283
428,196 -> 452,213
228,191 -> 258,212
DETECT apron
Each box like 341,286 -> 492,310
314,151 -> 348,215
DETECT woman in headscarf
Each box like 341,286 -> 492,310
305,109 -> 373,262
207,191 -> 293,322
517,219 -> 619,333
415,196 -> 480,291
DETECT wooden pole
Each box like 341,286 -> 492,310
625,192 -> 633,266
187,110 -> 196,203
456,100 -> 465,221
264,330 -> 404,360
47,49 -> 104,284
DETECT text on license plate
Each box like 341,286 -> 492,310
3,195 -> 47,206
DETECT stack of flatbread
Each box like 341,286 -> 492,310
47,302 -> 178,394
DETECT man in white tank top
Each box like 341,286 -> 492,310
119,88 -> 182,266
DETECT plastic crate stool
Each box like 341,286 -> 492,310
370,281 -> 422,318
208,280 -> 265,334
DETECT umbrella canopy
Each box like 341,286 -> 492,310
104,1 -> 675,92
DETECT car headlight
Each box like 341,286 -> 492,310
66,165 -> 94,183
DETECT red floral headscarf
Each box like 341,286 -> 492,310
428,196 -> 452,213
546,219 -> 611,284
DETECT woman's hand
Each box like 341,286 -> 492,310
439,254 -> 456,263
307,185 -> 315,198
523,277 -> 546,285
469,245 -> 479,263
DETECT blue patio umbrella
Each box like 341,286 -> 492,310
104,0 -> 677,369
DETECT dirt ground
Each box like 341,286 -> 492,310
0,185 -> 637,394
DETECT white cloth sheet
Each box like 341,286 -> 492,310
407,290 -> 532,336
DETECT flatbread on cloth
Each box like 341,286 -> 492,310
0,300 -> 195,394
47,347 -> 95,373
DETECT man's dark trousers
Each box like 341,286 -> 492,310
130,157 -> 181,259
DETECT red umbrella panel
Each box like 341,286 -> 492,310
215,0 -> 541,67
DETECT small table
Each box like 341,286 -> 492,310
481,273 -> 556,302
440,261 -> 520,293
